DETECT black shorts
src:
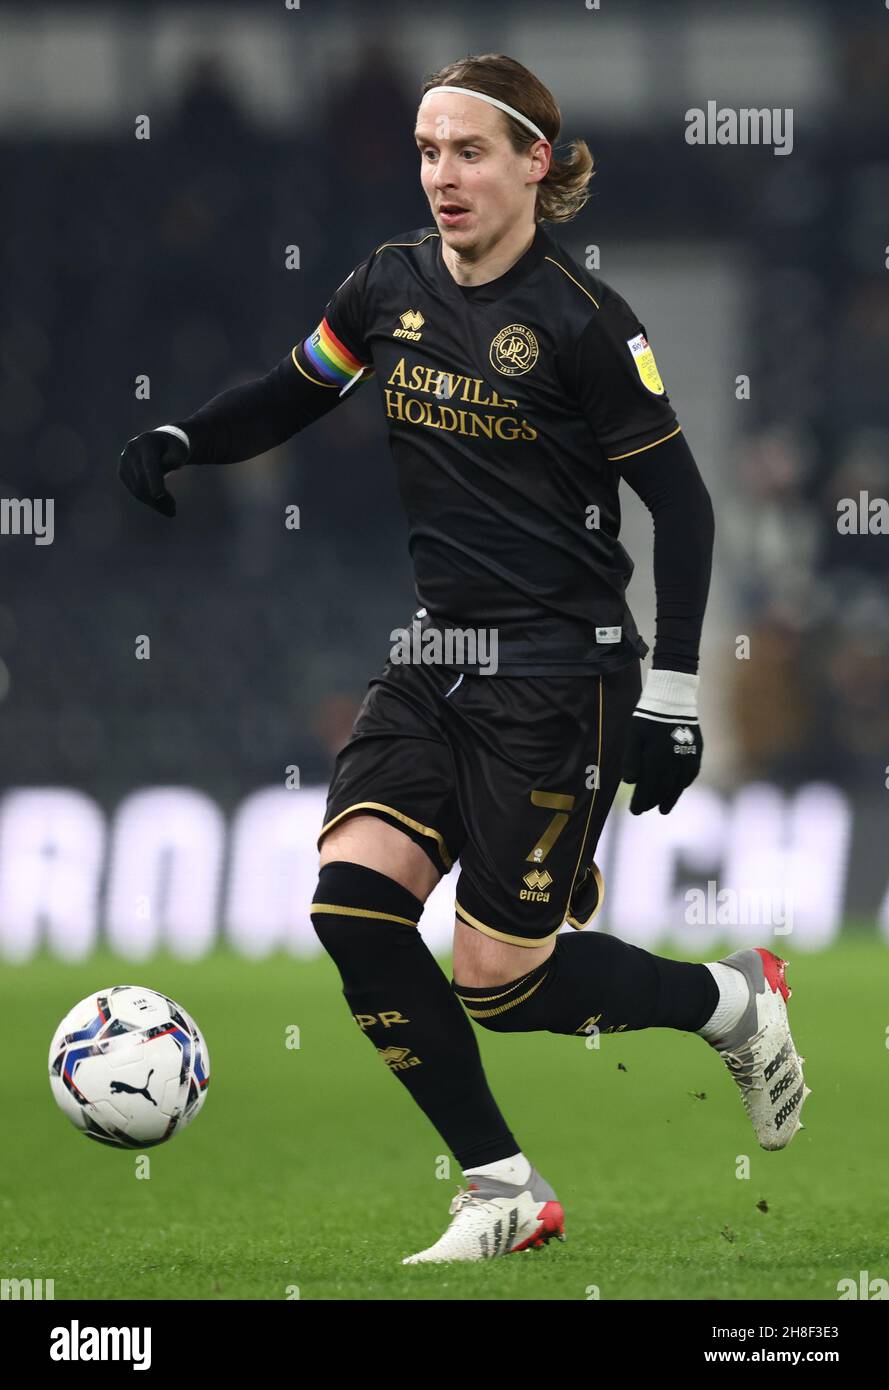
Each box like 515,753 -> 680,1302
318,658 -> 642,946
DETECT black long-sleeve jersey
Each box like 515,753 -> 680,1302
179,222 -> 713,675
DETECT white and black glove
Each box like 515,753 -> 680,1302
622,669 -> 702,815
118,425 -> 190,517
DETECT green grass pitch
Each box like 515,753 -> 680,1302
1,937 -> 885,1300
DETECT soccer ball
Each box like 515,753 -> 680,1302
48,985 -> 210,1148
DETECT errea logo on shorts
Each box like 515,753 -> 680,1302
521,868 -> 553,902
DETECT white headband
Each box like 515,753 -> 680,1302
422,85 -> 547,142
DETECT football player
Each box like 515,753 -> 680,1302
120,53 -> 808,1264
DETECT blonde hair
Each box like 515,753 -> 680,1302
420,53 -> 594,224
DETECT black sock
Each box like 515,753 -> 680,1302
311,860 -> 519,1168
454,931 -> 719,1036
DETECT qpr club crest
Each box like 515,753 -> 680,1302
489,323 -> 539,376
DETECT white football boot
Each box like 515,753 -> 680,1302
706,947 -> 810,1150
402,1167 -> 565,1264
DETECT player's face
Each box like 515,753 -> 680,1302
414,94 -> 541,255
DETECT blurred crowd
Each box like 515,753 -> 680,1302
1,25 -> 887,803
724,77 -> 889,786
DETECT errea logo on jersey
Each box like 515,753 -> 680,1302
394,309 -> 425,340
627,332 -> 665,395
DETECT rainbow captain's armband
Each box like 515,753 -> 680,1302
298,317 -> 368,389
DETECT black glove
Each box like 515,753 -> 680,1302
621,670 -> 702,815
118,427 -> 189,517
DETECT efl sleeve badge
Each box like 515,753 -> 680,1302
626,332 -> 665,395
